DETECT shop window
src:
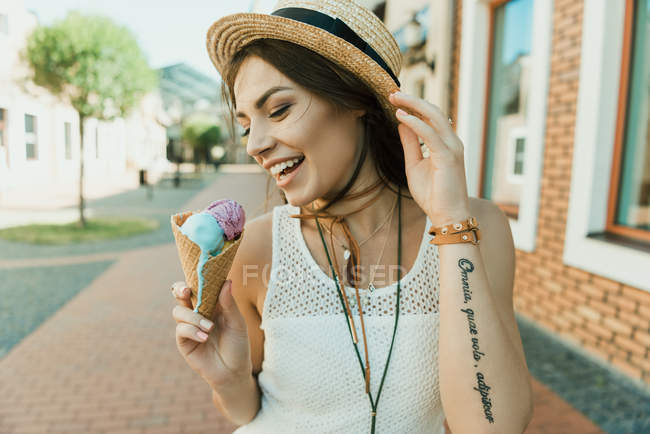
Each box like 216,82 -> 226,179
607,0 -> 650,240
481,0 -> 534,219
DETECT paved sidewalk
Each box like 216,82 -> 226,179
0,171 -> 282,434
0,170 -> 626,433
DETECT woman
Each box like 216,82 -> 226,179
171,1 -> 534,433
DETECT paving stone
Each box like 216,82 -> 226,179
518,314 -> 650,433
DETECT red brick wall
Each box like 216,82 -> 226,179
515,0 -> 649,385
450,0 -> 650,384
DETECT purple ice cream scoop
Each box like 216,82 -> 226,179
205,199 -> 245,240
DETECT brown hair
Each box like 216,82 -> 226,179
220,38 -> 411,215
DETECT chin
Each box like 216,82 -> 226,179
283,185 -> 318,208
284,192 -> 310,208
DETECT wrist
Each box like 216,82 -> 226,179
427,210 -> 472,228
207,371 -> 254,394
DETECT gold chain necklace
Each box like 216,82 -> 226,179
322,195 -> 398,290
366,199 -> 396,292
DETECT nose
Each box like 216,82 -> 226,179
245,124 -> 275,158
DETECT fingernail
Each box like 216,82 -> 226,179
197,331 -> 208,340
200,319 -> 213,331
182,288 -> 189,296
396,108 -> 408,117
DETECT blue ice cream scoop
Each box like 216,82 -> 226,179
179,212 -> 225,313
179,212 -> 225,255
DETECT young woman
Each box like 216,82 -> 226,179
171,1 -> 534,433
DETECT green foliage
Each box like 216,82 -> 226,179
198,126 -> 221,148
182,120 -> 222,162
23,11 -> 157,120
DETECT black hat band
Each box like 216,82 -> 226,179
271,7 -> 401,87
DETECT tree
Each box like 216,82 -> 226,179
181,120 -> 222,165
23,12 -> 157,227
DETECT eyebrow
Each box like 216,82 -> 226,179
235,86 -> 293,119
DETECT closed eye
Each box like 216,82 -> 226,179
241,105 -> 291,137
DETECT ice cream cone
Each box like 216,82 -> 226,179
171,211 -> 243,319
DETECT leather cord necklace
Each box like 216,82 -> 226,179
313,186 -> 402,434
323,194 -> 398,293
291,179 -> 387,346
321,191 -> 395,263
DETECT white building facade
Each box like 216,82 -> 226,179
0,0 -> 169,209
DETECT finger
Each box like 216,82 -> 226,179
390,91 -> 454,139
176,322 -> 209,344
172,304 -> 214,333
396,122 -> 423,169
217,280 -> 248,336
171,281 -> 193,309
396,109 -> 450,157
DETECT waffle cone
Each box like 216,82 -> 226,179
171,211 -> 243,320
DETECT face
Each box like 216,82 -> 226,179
234,56 -> 366,206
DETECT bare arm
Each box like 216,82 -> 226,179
208,213 -> 271,425
438,201 -> 533,433
210,374 -> 261,426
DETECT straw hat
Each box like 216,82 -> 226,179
206,0 -> 402,118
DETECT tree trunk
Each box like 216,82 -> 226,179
78,116 -> 86,228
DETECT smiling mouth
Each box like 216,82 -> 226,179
277,156 -> 305,180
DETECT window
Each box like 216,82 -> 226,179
480,0 -> 534,220
457,0 -> 553,251
513,137 -> 525,175
64,122 -> 72,160
608,0 -> 650,237
0,14 -> 7,36
24,114 -> 38,160
564,0 -> 650,289
95,124 -> 99,158
0,108 -> 6,149
506,128 -> 526,183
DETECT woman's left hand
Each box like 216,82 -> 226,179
390,90 -> 471,227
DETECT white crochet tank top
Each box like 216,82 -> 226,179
233,203 -> 445,434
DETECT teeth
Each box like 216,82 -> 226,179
270,157 -> 303,175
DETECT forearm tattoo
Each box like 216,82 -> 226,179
458,258 -> 495,423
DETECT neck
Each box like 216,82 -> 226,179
309,175 -> 401,243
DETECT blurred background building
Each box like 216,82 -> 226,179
158,62 -> 251,166
0,0 -> 170,209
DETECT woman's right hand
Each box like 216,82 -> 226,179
171,279 -> 253,389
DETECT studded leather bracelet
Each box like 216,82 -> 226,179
428,216 -> 481,245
